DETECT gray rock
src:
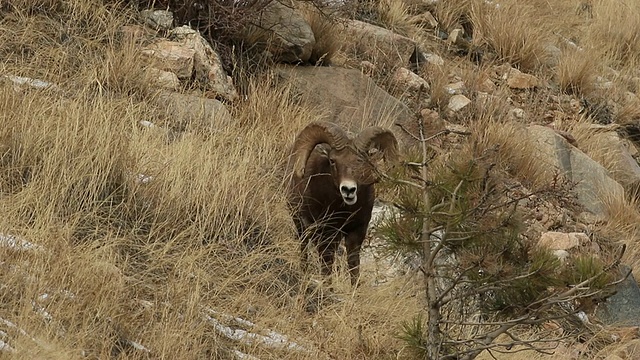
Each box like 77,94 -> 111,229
275,65 -> 415,147
528,125 -> 625,217
249,1 -> 315,63
140,9 -> 173,31
596,265 -> 640,327
591,131 -> 640,188
156,92 -> 232,131
344,20 -> 418,66
425,53 -> 444,66
392,67 -> 430,92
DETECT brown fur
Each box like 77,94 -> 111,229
287,122 -> 398,287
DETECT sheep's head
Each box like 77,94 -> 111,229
292,122 -> 398,206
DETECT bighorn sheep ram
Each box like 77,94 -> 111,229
287,121 -> 398,286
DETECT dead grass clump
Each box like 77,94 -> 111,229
471,1 -> 553,72
470,114 -> 551,189
587,0 -> 640,67
0,1 -> 137,82
376,0 -> 419,38
556,47 -> 600,96
420,62 -> 452,112
433,0 -> 473,34
300,5 -> 345,65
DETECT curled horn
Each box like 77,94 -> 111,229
292,122 -> 350,178
354,127 -> 399,162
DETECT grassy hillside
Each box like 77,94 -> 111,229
2,0 -> 640,359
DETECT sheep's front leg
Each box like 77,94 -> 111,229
317,235 -> 340,284
345,229 -> 366,287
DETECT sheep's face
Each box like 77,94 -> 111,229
324,147 -> 377,206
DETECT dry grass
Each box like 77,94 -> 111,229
467,106 -> 553,189
556,47 -> 600,96
587,0 -> 640,67
376,0 -> 418,38
4,0 -> 640,358
300,4 -> 345,65
433,0 -> 473,34
471,1 -> 553,72
0,2 -> 425,358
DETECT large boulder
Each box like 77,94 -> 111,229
169,26 -> 238,102
596,265 -> 640,327
587,130 -> 640,189
344,20 -> 418,66
248,1 -> 315,63
141,40 -> 195,79
155,92 -> 232,132
528,125 -> 624,217
141,26 -> 238,102
275,65 -> 416,146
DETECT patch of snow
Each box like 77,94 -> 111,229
0,233 -> 44,252
139,120 -> 156,128
137,174 -> 153,184
4,75 -> 58,91
31,301 -> 52,322
233,349 -> 260,360
128,340 -> 150,353
0,339 -> 15,353
203,308 -> 309,353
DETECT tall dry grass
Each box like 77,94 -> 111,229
0,1 -> 424,359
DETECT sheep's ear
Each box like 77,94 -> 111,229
315,143 -> 331,158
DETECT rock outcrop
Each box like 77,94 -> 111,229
247,1 -> 316,63
528,125 -> 624,217
276,65 -> 416,146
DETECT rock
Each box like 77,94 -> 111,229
410,11 -> 438,29
392,67 -> 430,92
538,231 -> 591,251
140,9 -> 173,31
448,94 -> 471,112
506,68 -> 540,89
425,53 -> 444,66
590,131 -> 640,188
448,28 -> 465,45
509,107 -> 525,119
478,78 -> 497,93
528,125 -> 625,216
141,40 -> 195,79
420,109 -> 447,137
155,92 -> 232,131
544,43 -> 562,67
596,266 -> 640,327
248,1 -> 315,63
168,26 -> 238,101
148,68 -> 180,90
552,250 -> 570,263
3,75 -> 59,92
119,25 -> 148,41
445,81 -> 465,94
345,19 -> 418,65
141,29 -> 238,101
275,65 -> 415,147
360,61 -> 376,76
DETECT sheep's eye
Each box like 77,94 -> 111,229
329,158 -> 336,166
